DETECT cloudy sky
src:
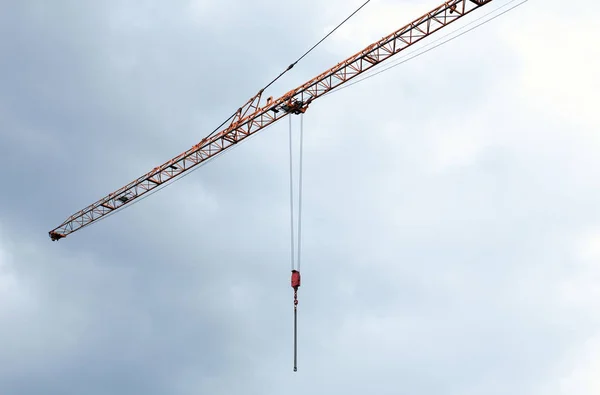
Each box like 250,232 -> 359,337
1,0 -> 599,393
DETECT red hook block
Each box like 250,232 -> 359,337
291,270 -> 301,290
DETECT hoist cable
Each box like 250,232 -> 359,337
297,114 -> 304,272
289,115 -> 305,372
289,116 -> 296,271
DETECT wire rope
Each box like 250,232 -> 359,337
324,0 -> 529,96
75,0 -> 527,235
289,116 -> 296,271
78,0 -> 372,234
297,114 -> 304,272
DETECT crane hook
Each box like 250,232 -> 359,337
291,269 -> 301,372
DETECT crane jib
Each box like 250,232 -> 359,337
48,0 -> 494,241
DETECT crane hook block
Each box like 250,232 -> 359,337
291,270 -> 301,290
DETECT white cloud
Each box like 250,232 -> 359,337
0,228 -> 33,315
560,230 -> 600,309
530,229 -> 600,395
558,334 -> 600,395
508,9 -> 600,132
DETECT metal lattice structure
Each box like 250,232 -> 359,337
49,0 -> 494,240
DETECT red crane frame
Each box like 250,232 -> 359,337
49,0 -> 494,240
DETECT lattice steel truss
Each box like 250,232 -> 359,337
49,0 -> 493,240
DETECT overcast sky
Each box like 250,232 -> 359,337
1,0 -> 599,394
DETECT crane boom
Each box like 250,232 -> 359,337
49,0 -> 493,240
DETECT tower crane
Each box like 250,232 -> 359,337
48,0 -> 498,371
48,0 -> 495,242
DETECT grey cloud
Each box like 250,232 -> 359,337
1,0 -> 599,394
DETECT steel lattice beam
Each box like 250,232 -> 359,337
49,0 -> 494,240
